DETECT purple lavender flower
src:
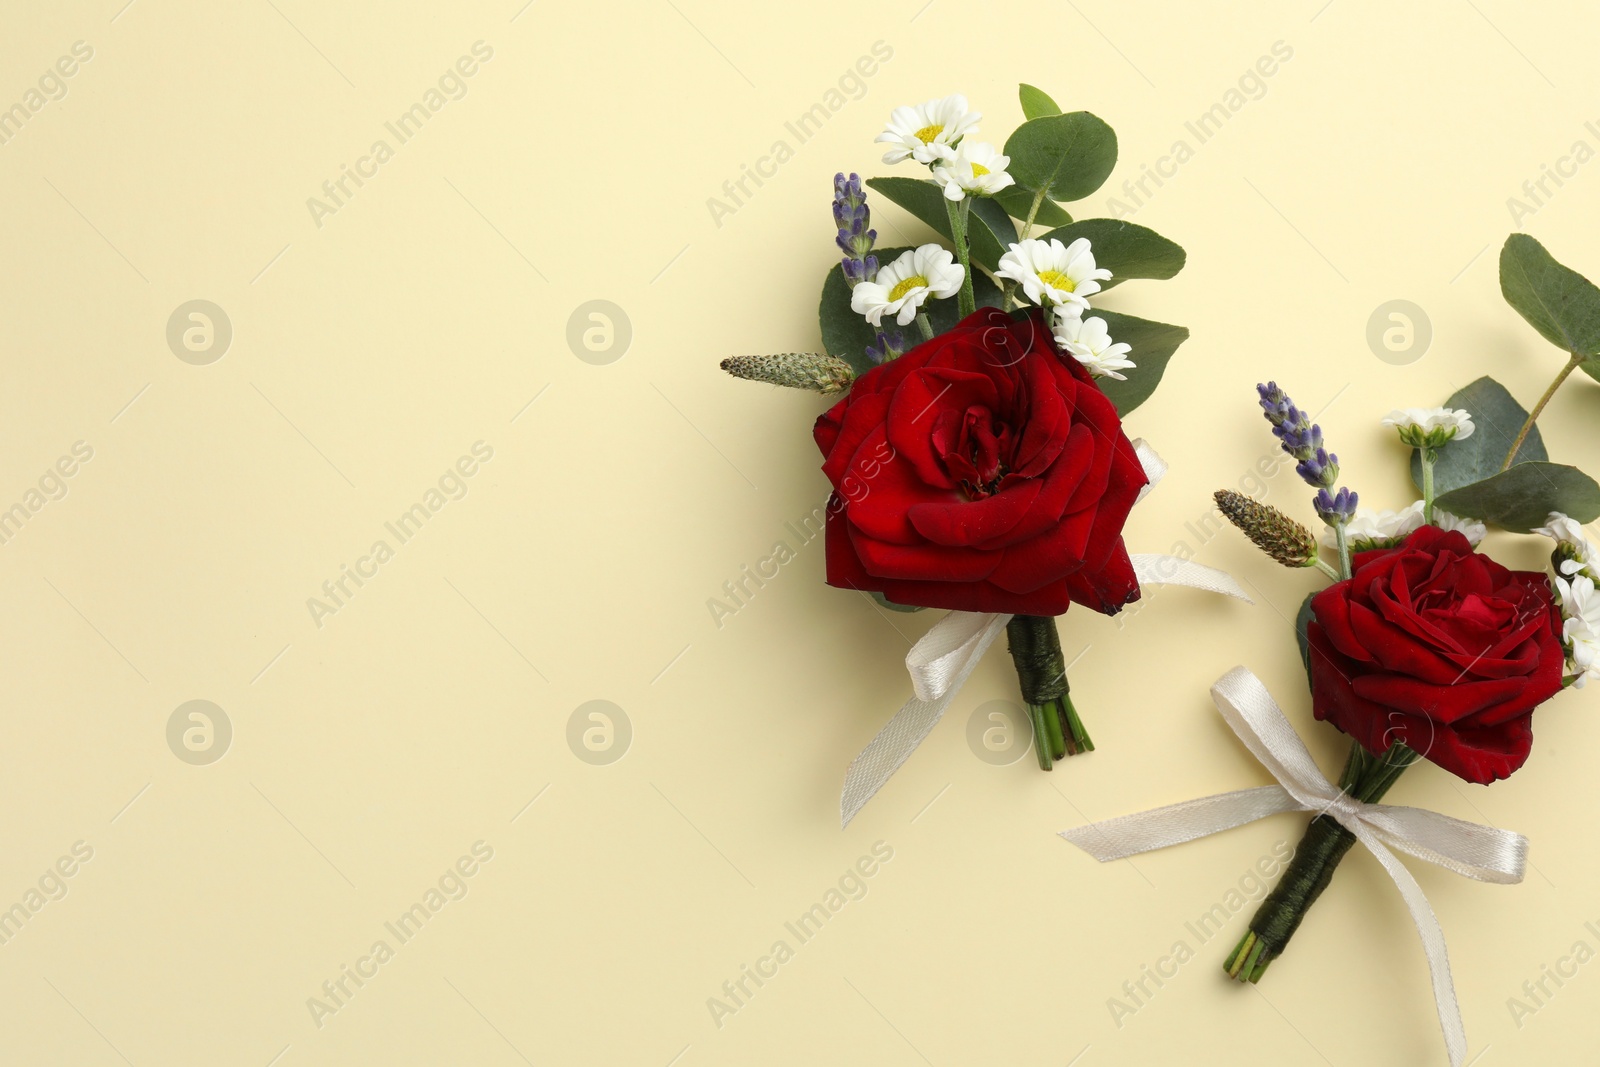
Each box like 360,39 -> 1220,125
865,331 -> 905,364
1257,382 -> 1339,490
1258,382 -> 1359,531
834,173 -> 904,362
1314,486 -> 1358,524
834,173 -> 876,280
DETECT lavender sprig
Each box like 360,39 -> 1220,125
834,173 -> 904,364
1257,382 -> 1340,490
1257,382 -> 1359,578
834,173 -> 878,285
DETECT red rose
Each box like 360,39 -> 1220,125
1306,525 -> 1564,784
813,307 -> 1148,616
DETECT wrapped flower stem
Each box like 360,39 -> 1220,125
1224,739 -> 1420,982
1005,615 -> 1091,769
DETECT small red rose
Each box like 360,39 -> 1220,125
1307,525 -> 1565,784
813,307 -> 1148,616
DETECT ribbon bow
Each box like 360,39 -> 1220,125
840,441 -> 1250,827
1060,667 -> 1528,1067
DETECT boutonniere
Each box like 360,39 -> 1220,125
1062,233 -> 1600,1066
722,86 -> 1247,824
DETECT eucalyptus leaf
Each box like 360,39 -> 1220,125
994,187 -> 1072,228
1086,311 -> 1189,416
817,246 -> 1003,374
1018,83 -> 1062,120
865,177 -> 1019,270
1434,461 -> 1600,532
1408,376 -> 1547,495
1003,112 -> 1118,203
1500,233 -> 1600,357
1036,218 -> 1186,290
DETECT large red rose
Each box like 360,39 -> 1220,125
1307,525 -> 1564,784
813,306 -> 1148,616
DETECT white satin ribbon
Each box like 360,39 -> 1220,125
840,610 -> 1011,827
1132,439 -> 1166,504
1060,667 -> 1528,1067
840,441 -> 1252,827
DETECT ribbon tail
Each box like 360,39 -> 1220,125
1361,805 -> 1529,885
1060,785 -> 1305,860
1131,554 -> 1252,602
1352,828 -> 1469,1067
840,613 -> 1008,827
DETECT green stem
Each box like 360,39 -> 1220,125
945,197 -> 976,316
1333,520 -> 1352,581
1502,352 -> 1584,471
1041,699 -> 1066,761
914,313 -> 935,342
1005,616 -> 1087,770
1421,447 -> 1437,525
1223,741 -> 1418,983
1020,185 -> 1048,241
1059,694 -> 1093,754
1029,702 -> 1053,770
1312,558 -> 1340,581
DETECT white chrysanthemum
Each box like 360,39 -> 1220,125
1324,500 -> 1486,550
931,141 -> 1014,201
1381,407 -> 1475,448
1329,502 -> 1424,550
1554,573 -> 1600,688
995,238 -> 1111,316
1052,315 -> 1135,380
876,95 -> 980,165
849,244 -> 964,327
1432,508 -> 1488,546
1534,511 -> 1600,580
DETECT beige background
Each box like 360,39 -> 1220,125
1,0 -> 1598,1063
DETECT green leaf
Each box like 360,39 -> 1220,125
1500,233 -> 1600,357
1294,591 -> 1317,687
993,187 -> 1071,228
1035,218 -> 1186,289
1018,83 -> 1061,120
871,591 -> 925,613
1003,112 -> 1118,203
865,177 -> 1019,271
1408,376 -> 1548,495
1087,311 -> 1189,416
1434,461 -> 1600,532
817,246 -> 1003,375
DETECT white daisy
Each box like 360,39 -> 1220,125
931,141 -> 1014,201
1554,573 -> 1600,688
1052,315 -> 1135,380
1327,500 -> 1486,550
995,237 -> 1112,316
1331,502 -> 1425,551
1381,407 -> 1475,448
849,244 -> 964,327
876,95 -> 981,165
1535,511 -> 1600,580
1432,508 -> 1488,546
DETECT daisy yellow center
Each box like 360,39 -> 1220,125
888,275 -> 929,302
1038,269 -> 1076,292
970,162 -> 990,177
913,123 -> 944,144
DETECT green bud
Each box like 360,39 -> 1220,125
720,352 -> 855,396
1214,490 -> 1320,569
